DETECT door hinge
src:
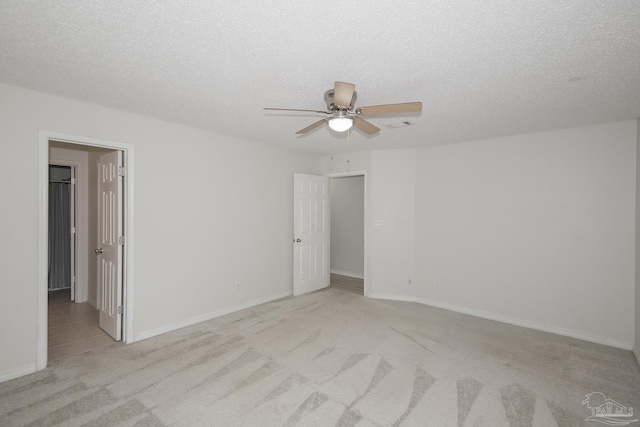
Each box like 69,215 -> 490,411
118,236 -> 125,246
71,177 -> 76,185
117,305 -> 123,315
118,166 -> 125,177
72,276 -> 75,284
71,226 -> 76,234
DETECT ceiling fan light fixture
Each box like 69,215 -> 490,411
264,81 -> 421,136
328,117 -> 353,132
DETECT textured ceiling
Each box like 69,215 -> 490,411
1,1 -> 639,154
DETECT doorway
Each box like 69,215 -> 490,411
37,131 -> 135,370
329,175 -> 365,295
47,143 -> 122,361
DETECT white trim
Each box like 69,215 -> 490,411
326,171 -> 366,179
368,293 -> 416,303
134,291 -> 292,342
330,269 -> 364,280
37,138 -> 48,370
633,343 -> 640,366
0,363 -> 37,383
415,297 -> 633,350
38,131 -> 136,372
325,170 -> 368,296
367,291 -> 632,349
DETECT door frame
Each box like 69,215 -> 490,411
37,130 -> 135,370
325,170 -> 368,296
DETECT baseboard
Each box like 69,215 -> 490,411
633,343 -> 640,367
415,297 -> 633,350
330,270 -> 364,280
87,297 -> 97,310
368,293 -> 416,303
134,291 -> 292,342
0,363 -> 37,384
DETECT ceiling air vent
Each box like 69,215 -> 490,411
386,121 -> 415,129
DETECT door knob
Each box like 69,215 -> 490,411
95,248 -> 103,254
295,238 -> 301,243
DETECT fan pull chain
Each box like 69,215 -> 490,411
330,133 -> 335,160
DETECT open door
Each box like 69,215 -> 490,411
97,151 -> 123,341
293,173 -> 330,296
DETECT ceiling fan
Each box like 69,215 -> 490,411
264,81 -> 422,135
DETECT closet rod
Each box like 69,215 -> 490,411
49,180 -> 71,184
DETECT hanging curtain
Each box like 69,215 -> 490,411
48,181 -> 71,289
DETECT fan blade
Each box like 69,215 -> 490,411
353,117 -> 380,135
296,120 -> 326,134
358,102 -> 422,115
334,81 -> 356,108
264,107 -> 329,114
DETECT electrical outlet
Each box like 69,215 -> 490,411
408,277 -> 412,285
235,283 -> 240,292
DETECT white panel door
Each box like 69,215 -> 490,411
293,173 -> 330,296
98,151 -> 123,341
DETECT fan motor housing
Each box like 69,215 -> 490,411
324,89 -> 357,111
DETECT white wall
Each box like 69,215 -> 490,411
0,83 -> 321,381
369,150 -> 416,299
330,176 -> 364,278
415,121 -> 637,348
322,151 -> 371,175
635,117 -> 640,362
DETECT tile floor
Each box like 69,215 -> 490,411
48,288 -> 115,361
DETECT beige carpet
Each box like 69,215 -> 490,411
1,288 -> 638,426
